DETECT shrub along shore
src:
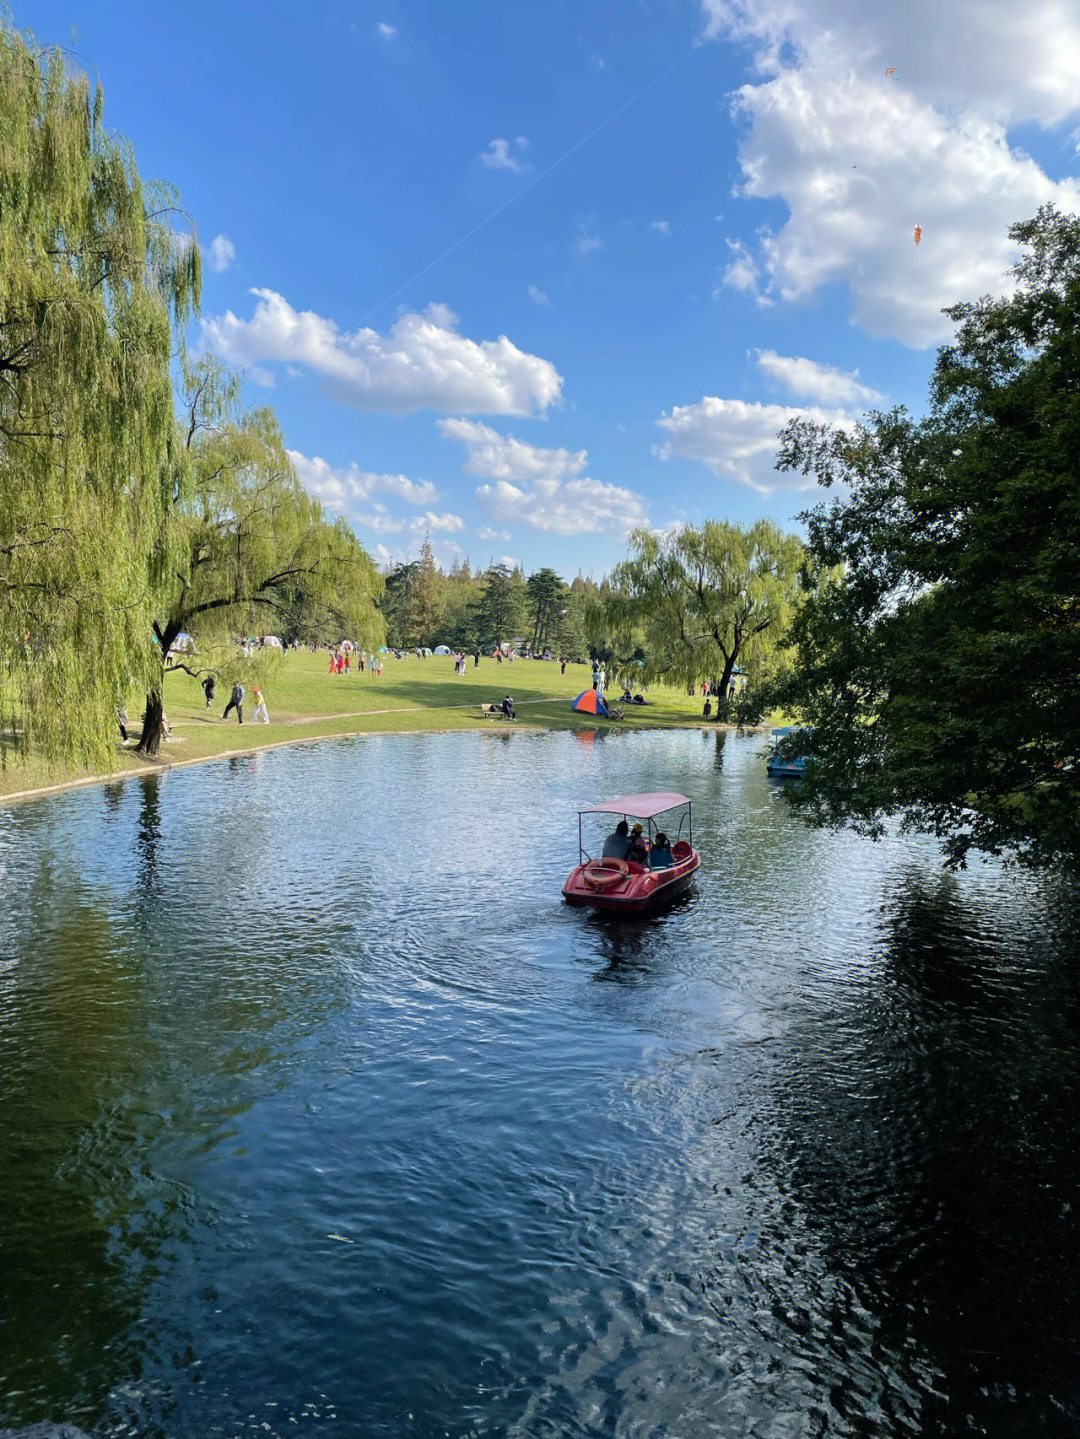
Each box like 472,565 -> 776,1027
0,652 -> 739,804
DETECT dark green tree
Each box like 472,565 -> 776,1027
775,205 -> 1080,868
474,563 -> 523,649
525,567 -> 566,653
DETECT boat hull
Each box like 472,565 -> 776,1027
562,847 -> 700,915
765,757 -> 806,778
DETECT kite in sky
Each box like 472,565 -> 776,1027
885,67 -> 896,75
914,224 -> 922,245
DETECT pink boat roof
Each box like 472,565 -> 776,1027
579,791 -> 691,818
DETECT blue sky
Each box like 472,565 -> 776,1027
21,0 -> 1080,576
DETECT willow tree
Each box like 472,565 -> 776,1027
0,26 -> 200,764
595,521 -> 806,700
138,355 -> 383,751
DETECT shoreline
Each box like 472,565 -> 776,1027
0,709 -> 752,808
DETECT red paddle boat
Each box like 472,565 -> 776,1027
562,791 -> 701,915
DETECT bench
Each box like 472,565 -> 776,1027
480,703 -> 514,720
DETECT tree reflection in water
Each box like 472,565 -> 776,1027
759,870 -> 1080,1435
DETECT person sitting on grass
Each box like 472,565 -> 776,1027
649,832 -> 673,869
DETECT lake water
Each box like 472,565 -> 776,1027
2,728 -> 1079,1438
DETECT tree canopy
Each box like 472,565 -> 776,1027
775,205 -> 1080,869
0,26 -> 200,763
138,354 -> 384,751
594,521 -> 806,700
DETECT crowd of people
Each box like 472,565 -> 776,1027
601,819 -> 673,870
326,647 -> 383,676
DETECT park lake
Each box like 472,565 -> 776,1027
2,727 -> 1079,1437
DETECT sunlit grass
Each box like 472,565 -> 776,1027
0,651 -> 726,800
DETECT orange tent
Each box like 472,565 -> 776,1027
571,690 -> 611,716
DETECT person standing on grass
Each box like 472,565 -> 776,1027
223,682 -> 244,724
252,687 -> 269,724
202,674 -> 216,708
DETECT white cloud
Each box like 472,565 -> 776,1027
650,220 -> 671,235
249,366 -> 275,389
703,0 -> 1080,346
477,526 -> 512,542
376,21 -> 397,39
413,511 -> 465,533
207,234 -> 235,273
754,350 -> 883,405
440,418 -> 648,536
353,506 -> 406,534
481,138 -> 529,172
289,451 -> 440,510
655,396 -> 854,493
439,419 -> 587,483
528,284 -> 549,306
589,54 -> 608,71
575,228 -> 604,256
719,238 -> 768,302
703,0 -> 1080,126
203,292 -> 562,416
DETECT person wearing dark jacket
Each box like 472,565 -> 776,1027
202,674 -> 216,708
223,682 -> 244,724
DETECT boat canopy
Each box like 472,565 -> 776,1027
579,791 -> 691,819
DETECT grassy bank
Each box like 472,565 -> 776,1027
0,652 -> 728,803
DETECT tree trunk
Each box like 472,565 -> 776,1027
137,690 -> 165,756
717,653 -> 736,702
138,621 -> 180,755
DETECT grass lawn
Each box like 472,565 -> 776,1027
0,653 -> 729,802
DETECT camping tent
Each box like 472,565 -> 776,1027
433,645 -> 452,656
571,690 -> 610,717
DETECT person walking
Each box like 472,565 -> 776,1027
560,658 -> 566,676
223,681 -> 244,724
474,650 -> 480,669
252,686 -> 270,724
202,674 -> 216,708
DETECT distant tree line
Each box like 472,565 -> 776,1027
378,543 -> 601,658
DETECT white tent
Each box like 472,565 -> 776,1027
261,635 -> 283,649
433,645 -> 452,656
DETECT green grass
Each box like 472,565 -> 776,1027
0,652 -> 726,802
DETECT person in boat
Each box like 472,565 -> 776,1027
649,832 -> 673,869
602,819 -> 632,860
629,823 -> 649,864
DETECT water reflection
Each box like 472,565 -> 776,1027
759,869 -> 1080,1435
2,731 -> 1079,1437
